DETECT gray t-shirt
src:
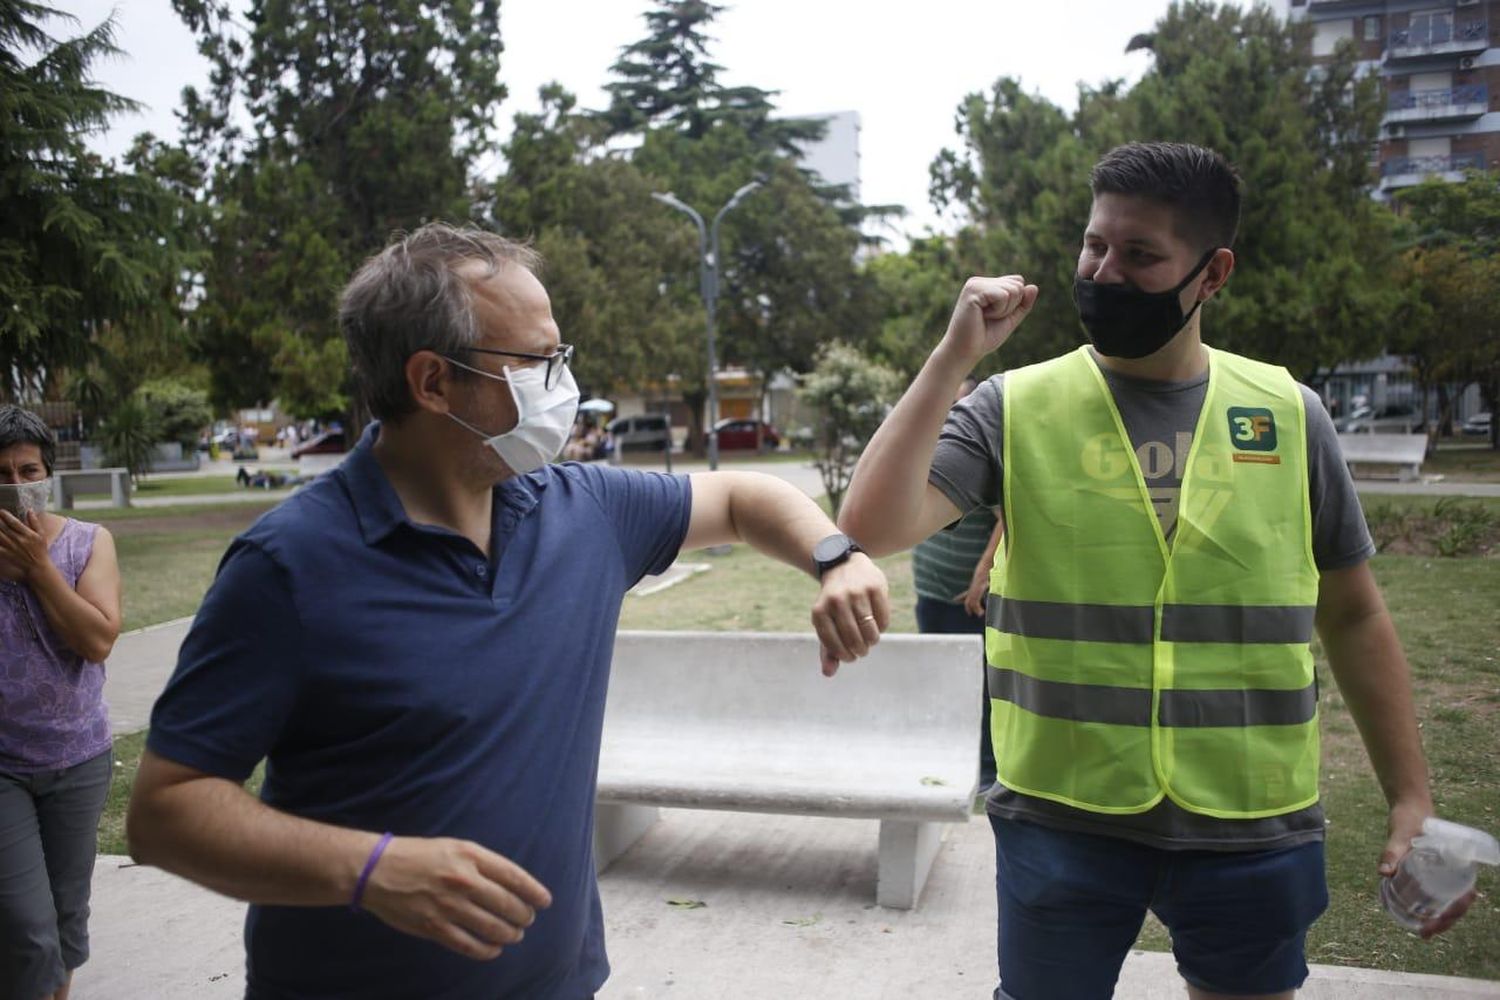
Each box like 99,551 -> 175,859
930,356 -> 1376,851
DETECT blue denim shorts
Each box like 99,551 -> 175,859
990,814 -> 1328,999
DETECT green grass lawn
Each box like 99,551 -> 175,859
69,473 -> 296,500
1426,443 -> 1500,483
96,502 -> 280,631
94,498 -> 1500,979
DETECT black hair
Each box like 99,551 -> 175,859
1090,142 -> 1242,251
0,405 -> 56,474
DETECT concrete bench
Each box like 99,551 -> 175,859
595,630 -> 982,909
52,468 -> 131,508
1336,433 -> 1427,482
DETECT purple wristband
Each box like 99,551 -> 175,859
350,832 -> 394,913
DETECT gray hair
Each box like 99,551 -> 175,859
0,405 -> 56,474
339,223 -> 543,422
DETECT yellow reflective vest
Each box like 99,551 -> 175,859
985,346 -> 1320,819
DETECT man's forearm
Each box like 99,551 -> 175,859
128,759 -> 378,906
840,341 -> 977,552
726,473 -> 842,577
1322,610 -> 1432,810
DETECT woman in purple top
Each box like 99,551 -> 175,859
0,405 -> 122,1000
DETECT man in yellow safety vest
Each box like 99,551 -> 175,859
838,142 -> 1473,1000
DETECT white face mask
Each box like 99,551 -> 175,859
443,358 -> 580,475
0,478 -> 50,519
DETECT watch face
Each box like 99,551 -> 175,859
813,534 -> 849,564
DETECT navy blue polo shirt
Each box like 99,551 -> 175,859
147,426 -> 691,999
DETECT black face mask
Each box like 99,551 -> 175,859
1072,249 -> 1217,359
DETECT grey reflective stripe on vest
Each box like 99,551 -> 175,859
1158,683 -> 1318,727
1160,604 -> 1316,645
986,598 -> 1154,644
986,668 -> 1151,726
987,668 -> 1317,728
989,598 -> 1316,645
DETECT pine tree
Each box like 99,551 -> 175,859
0,2 -> 193,400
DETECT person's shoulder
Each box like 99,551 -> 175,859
1290,383 -> 1338,427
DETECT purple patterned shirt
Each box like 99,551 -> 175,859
0,518 -> 112,773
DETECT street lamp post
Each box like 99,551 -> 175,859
652,180 -> 761,471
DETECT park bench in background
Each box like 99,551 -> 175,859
595,630 -> 982,909
1336,433 -> 1428,482
52,467 -> 131,508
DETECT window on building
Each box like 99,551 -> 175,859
1408,10 -> 1455,47
1363,15 -> 1382,40
1313,19 -> 1356,57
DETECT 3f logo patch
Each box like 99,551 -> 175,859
1228,407 -> 1279,464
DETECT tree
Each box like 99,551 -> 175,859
0,3 -> 195,400
488,85 -> 703,404
98,395 -> 158,484
1393,174 -> 1500,448
600,0 -> 823,155
798,343 -> 902,518
138,378 -> 213,449
172,0 -> 506,417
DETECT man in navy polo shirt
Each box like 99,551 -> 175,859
125,224 -> 890,999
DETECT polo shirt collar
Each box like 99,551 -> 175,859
343,422 -> 543,546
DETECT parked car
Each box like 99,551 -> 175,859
291,429 -> 346,458
708,418 -> 780,452
1461,412 -> 1492,437
606,414 -> 672,453
1337,404 -> 1422,434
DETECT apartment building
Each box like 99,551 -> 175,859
1288,0 -> 1498,195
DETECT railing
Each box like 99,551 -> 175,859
1387,84 -> 1489,112
1388,20 -> 1488,54
1381,152 -> 1486,178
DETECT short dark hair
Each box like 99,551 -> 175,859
1090,142 -> 1242,251
339,223 -> 543,422
0,405 -> 56,474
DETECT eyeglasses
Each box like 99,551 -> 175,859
457,344 -> 574,391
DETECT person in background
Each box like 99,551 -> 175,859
910,374 -> 1004,791
0,405 -> 123,1000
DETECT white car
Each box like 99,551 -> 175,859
1337,404 -> 1423,434
1460,412 -> 1492,437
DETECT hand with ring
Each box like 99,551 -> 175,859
811,554 -> 890,677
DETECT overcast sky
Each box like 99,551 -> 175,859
65,0 -> 1256,238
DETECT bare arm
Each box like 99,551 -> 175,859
0,513 -> 121,662
960,513 -> 1007,618
685,471 -> 889,676
839,276 -> 1037,556
127,751 -> 552,959
1316,562 -> 1472,938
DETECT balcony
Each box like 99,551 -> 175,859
1385,84 -> 1490,123
1386,20 -> 1488,61
1379,151 -> 1486,189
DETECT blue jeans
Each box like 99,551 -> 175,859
989,814 -> 1328,999
914,596 -> 993,788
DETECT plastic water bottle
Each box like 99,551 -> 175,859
1380,817 -> 1500,933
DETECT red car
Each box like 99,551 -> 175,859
708,418 -> 780,452
291,429 -> 346,458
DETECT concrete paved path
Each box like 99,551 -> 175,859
74,811 -> 1498,999
104,617 -> 192,735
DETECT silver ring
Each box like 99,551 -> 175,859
860,614 -> 876,622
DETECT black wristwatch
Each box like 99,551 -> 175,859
812,533 -> 864,579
